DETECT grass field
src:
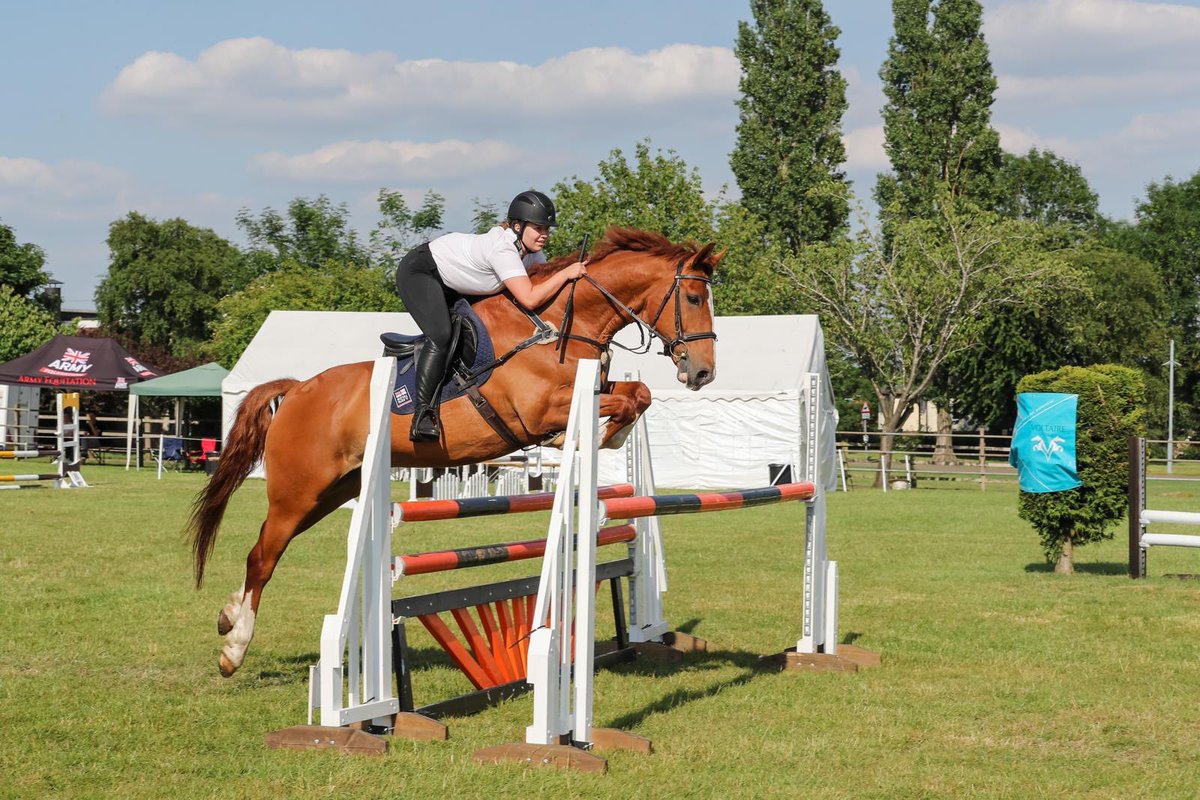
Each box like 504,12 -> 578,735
4,462 -> 1200,799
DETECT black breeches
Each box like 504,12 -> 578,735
395,243 -> 458,349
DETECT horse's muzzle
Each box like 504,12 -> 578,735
676,356 -> 715,391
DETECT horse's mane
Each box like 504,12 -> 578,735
527,227 -> 699,279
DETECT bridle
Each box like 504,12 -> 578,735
556,256 -> 717,363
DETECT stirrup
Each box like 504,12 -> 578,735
409,408 -> 441,442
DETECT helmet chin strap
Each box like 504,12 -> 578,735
512,221 -> 528,256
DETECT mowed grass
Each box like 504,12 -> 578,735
3,463 -> 1200,799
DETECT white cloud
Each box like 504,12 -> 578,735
250,139 -> 525,182
998,70 -> 1200,105
993,123 -> 1077,156
100,37 -> 739,129
0,155 -> 132,221
988,0 -> 1200,103
843,66 -> 885,130
0,157 -> 129,204
843,125 -> 888,172
997,108 -> 1200,167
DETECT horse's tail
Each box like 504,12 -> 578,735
187,378 -> 300,588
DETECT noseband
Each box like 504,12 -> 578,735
644,258 -> 718,360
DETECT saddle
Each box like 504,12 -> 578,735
379,299 -> 494,416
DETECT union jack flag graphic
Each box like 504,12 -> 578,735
40,346 -> 97,378
62,348 -> 91,365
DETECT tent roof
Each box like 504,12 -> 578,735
224,311 -> 419,396
608,314 -> 825,393
224,310 -> 822,396
131,362 -> 229,397
0,334 -> 161,391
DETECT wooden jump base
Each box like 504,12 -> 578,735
1128,436 -> 1200,578
267,359 -> 875,768
0,393 -> 87,490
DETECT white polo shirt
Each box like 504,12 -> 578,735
428,226 -> 547,295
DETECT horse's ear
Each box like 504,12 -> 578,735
690,242 -> 716,275
710,248 -> 727,269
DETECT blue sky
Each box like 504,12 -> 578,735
3,0 -> 1199,308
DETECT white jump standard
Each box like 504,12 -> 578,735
0,392 -> 87,490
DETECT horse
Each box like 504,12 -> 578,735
188,226 -> 723,677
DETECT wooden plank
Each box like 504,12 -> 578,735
590,727 -> 653,754
390,712 -> 449,741
264,725 -> 387,755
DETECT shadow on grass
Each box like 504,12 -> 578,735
252,651 -> 319,684
602,647 -> 793,731
251,615 -> 799,725
1022,561 -> 1128,576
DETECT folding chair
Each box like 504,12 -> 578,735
159,437 -> 187,472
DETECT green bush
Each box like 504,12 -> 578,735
1015,364 -> 1146,573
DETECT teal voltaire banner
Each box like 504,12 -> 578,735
1009,393 -> 1082,493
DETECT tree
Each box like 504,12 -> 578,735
552,140 -> 721,256
552,140 -> 792,316
731,0 -> 849,248
237,195 -> 370,275
781,194 -> 1082,443
370,189 -> 445,278
710,202 -> 798,315
0,219 -> 57,312
206,262 -> 403,367
95,212 -> 249,357
947,248 -> 1166,431
1015,364 -> 1145,574
470,197 -> 502,234
874,0 -> 1002,221
995,148 -> 1101,234
1124,170 -> 1200,435
0,285 -> 57,362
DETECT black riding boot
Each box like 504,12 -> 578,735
410,342 -> 449,442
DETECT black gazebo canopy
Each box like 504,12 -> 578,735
0,335 -> 161,391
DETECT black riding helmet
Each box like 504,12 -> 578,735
507,190 -> 557,227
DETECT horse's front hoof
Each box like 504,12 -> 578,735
217,610 -> 234,636
218,652 -> 239,678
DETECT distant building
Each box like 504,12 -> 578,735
60,308 -> 101,330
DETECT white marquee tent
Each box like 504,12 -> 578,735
222,311 -> 837,490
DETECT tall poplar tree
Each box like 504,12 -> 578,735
731,0 -> 849,249
874,0 -> 1002,220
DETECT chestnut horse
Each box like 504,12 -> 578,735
188,227 -> 722,676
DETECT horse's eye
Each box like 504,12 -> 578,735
686,294 -> 702,306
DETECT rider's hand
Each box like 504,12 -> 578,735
564,259 -> 588,281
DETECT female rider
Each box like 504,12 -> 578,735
394,190 -> 587,441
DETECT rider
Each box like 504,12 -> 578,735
394,190 -> 588,442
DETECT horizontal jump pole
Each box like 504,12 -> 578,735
0,474 -> 59,482
1141,532 -> 1200,549
1142,509 -> 1200,527
600,482 -> 816,521
0,450 -> 60,459
396,483 -> 635,522
397,524 -> 636,576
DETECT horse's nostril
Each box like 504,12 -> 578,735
695,370 -> 710,384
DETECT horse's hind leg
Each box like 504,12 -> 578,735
217,469 -> 361,677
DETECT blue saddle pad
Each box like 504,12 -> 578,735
390,299 -> 497,416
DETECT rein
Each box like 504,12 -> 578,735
458,255 -> 717,380
555,257 -> 717,362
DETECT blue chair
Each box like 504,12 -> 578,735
160,437 -> 186,471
